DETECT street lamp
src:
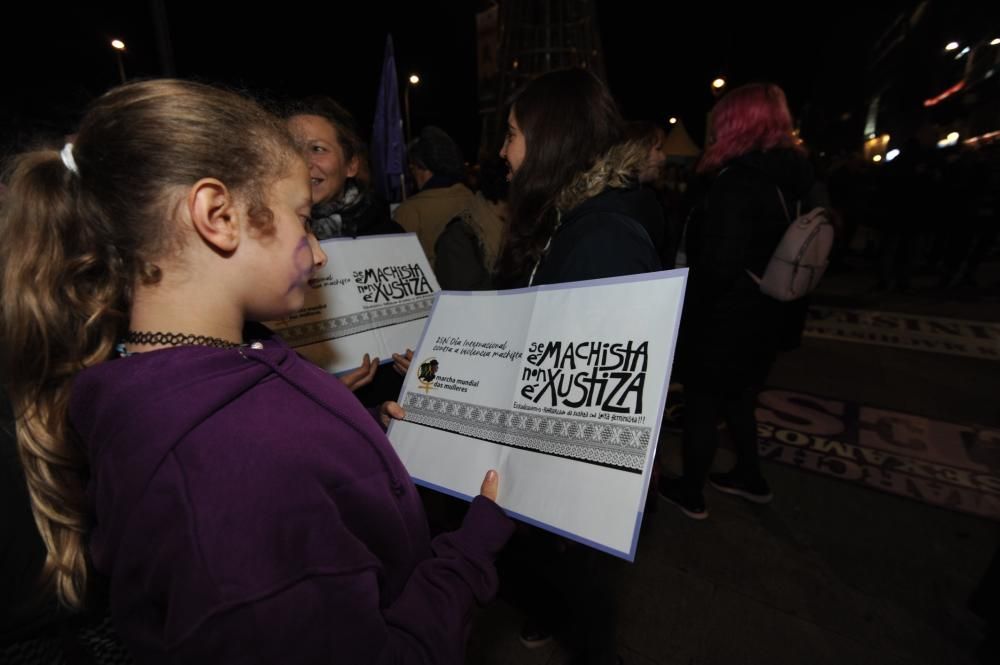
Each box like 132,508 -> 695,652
111,39 -> 127,84
404,73 -> 420,144
668,116 -> 678,125
945,41 -> 960,51
711,77 -> 727,96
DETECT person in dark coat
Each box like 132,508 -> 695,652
659,82 -> 814,519
622,121 -> 671,263
496,73 -> 659,288
495,67 -> 660,665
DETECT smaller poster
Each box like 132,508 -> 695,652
268,233 -> 439,373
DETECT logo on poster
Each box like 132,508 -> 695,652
417,357 -> 439,393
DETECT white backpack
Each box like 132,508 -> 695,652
748,187 -> 834,301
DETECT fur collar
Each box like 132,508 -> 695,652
554,140 -> 648,213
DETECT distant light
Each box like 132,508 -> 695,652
991,38 -> 1000,46
937,132 -> 960,148
924,80 -> 966,107
668,117 -> 678,125
111,39 -> 126,51
868,133 -> 877,139
408,74 -> 420,85
872,154 -> 883,162
711,78 -> 727,90
963,130 -> 1000,145
945,41 -> 960,51
956,46 -> 970,59
886,149 -> 901,162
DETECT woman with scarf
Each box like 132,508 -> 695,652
285,97 -> 402,240
285,98 -> 411,399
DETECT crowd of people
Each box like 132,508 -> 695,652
0,64 -> 996,665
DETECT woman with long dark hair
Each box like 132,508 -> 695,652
496,68 -> 660,288
496,67 -> 659,665
659,82 -> 814,519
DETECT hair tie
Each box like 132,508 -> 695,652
60,143 -> 79,175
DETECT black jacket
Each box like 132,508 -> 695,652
679,148 -> 814,385
531,187 -> 661,287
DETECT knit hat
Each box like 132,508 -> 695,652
408,126 -> 465,180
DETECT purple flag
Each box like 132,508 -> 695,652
371,35 -> 407,203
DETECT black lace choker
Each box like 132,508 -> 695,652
123,330 -> 243,350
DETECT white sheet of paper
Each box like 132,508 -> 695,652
267,233 -> 439,373
387,270 -> 687,560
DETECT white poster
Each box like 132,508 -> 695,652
268,233 -> 439,373
388,270 -> 688,560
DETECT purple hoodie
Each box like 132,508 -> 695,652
70,332 -> 513,663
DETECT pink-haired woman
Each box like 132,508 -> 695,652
660,83 -> 814,519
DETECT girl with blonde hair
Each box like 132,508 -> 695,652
0,79 -> 510,663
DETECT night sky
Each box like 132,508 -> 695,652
0,1 -> 935,159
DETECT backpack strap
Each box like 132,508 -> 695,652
775,186 -> 801,224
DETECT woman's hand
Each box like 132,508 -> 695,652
339,353 -> 378,392
379,400 -> 406,429
392,349 -> 414,376
480,470 -> 500,502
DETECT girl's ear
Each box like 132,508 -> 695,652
188,178 -> 241,253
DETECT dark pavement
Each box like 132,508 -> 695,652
465,255 -> 1000,664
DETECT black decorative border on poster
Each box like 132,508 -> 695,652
279,297 -> 435,346
401,391 -> 650,473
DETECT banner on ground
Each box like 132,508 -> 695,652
804,307 -> 1000,360
756,388 -> 1000,520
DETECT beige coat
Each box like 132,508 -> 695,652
394,183 -> 477,264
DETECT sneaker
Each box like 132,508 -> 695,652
657,477 -> 708,520
708,471 -> 773,504
519,618 -> 553,649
